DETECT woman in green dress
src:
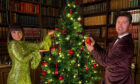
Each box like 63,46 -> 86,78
7,26 -> 53,84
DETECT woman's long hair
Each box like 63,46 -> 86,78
7,25 -> 24,42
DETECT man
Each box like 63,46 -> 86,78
86,12 -> 134,84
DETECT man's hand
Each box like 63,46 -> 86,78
86,43 -> 94,52
85,37 -> 95,52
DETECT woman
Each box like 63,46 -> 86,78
7,26 -> 53,84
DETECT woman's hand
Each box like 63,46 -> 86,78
48,31 -> 55,36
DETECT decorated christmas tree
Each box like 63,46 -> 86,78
41,0 -> 102,84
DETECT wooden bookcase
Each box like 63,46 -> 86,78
0,0 -> 64,84
77,0 -> 140,84
0,0 -> 64,63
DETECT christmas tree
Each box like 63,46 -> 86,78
41,0 -> 102,84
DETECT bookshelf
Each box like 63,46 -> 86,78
0,0 -> 64,64
75,0 -> 140,83
0,0 -> 64,83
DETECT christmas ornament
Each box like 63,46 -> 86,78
42,61 -> 47,66
51,41 -> 55,51
73,5 -> 76,8
80,47 -> 84,51
55,62 -> 58,75
86,66 -> 89,70
86,38 -> 91,45
78,19 -> 82,24
93,64 -> 97,68
70,10 -> 73,14
67,4 -> 70,7
42,71 -> 47,76
70,17 -> 74,20
66,13 -> 71,17
58,48 -> 61,53
85,56 -> 89,70
62,29 -> 66,34
51,47 -> 55,50
55,27 -> 58,31
78,17 -> 81,21
68,50 -> 74,55
59,76 -> 63,80
63,10 -> 65,14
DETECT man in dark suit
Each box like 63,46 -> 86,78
85,12 -> 134,84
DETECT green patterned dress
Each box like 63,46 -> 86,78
7,35 -> 51,84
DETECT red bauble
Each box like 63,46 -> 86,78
68,50 -> 74,55
42,71 -> 47,76
59,76 -> 63,80
63,10 -> 65,14
78,20 -> 82,24
86,38 -> 91,45
58,48 -> 61,53
86,66 -> 89,70
93,64 -> 97,68
62,29 -> 66,34
42,61 -> 47,66
55,27 -> 58,31
70,10 -> 72,14
80,47 -> 84,51
51,47 -> 55,50
55,70 -> 58,75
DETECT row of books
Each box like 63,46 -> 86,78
110,9 -> 140,24
110,0 -> 140,10
42,17 -> 58,27
0,27 -> 8,39
82,2 -> 106,15
84,15 -> 106,26
41,0 -> 62,8
11,2 -> 40,14
84,27 -> 106,38
108,25 -> 138,39
76,0 -> 140,10
24,27 -> 40,38
0,0 -> 9,10
0,41 -> 8,55
0,27 -> 41,39
0,12 -> 8,24
12,13 -> 39,25
75,0 -> 100,5
129,9 -> 140,23
41,7 -> 61,17
14,0 -> 40,3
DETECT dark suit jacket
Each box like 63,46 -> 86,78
91,34 -> 134,84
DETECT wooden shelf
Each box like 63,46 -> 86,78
12,11 -> 39,16
84,25 -> 107,29
82,11 -> 107,17
41,4 -> 62,9
108,22 -> 140,27
0,23 -> 9,27
20,24 -> 40,28
95,38 -> 106,42
14,0 -> 40,4
41,26 -> 54,29
110,6 -> 140,12
0,64 -> 11,69
81,0 -> 106,7
41,15 -> 60,18
0,9 -> 8,12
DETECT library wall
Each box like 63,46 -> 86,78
0,0 -> 64,84
76,0 -> 140,84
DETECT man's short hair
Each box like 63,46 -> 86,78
116,11 -> 132,24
